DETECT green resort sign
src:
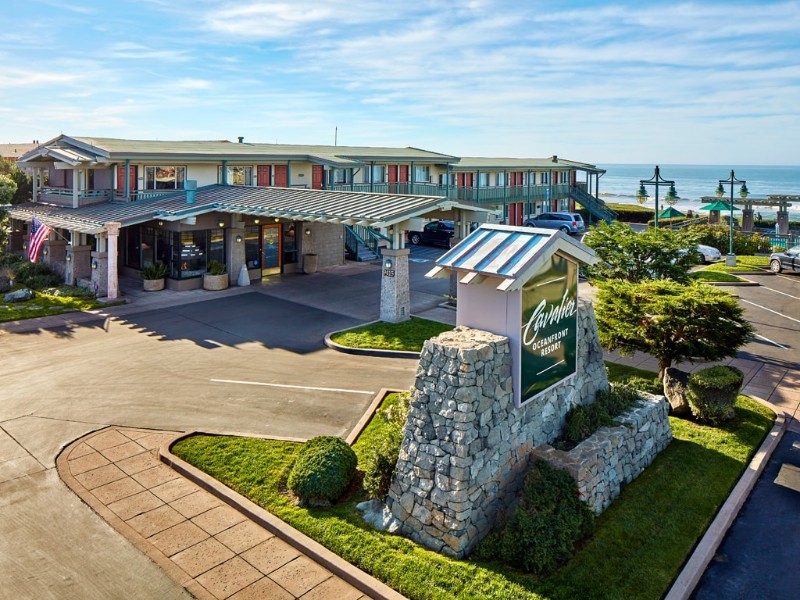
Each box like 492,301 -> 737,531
519,254 -> 578,405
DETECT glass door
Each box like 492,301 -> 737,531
262,224 -> 282,276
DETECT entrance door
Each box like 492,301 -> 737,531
261,224 -> 282,276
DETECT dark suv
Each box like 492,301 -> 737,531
769,245 -> 800,273
525,212 -> 586,234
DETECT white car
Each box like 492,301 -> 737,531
696,244 -> 722,263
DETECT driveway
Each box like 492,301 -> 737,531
0,270 -> 432,599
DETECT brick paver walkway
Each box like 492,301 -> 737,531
57,427 -> 370,600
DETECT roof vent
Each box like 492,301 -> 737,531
551,155 -> 558,162
238,136 -> 244,143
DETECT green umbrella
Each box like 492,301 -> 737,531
658,206 -> 685,218
698,200 -> 740,211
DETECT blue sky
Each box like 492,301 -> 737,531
1,0 -> 798,165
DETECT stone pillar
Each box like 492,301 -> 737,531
44,239 -> 67,279
227,226 -> 246,285
106,222 -> 121,299
66,245 -> 92,286
777,209 -> 790,235
387,301 -> 608,558
380,247 -> 410,323
448,237 -> 463,302
741,208 -> 754,233
708,210 -> 720,225
8,220 -> 23,252
91,252 -> 108,297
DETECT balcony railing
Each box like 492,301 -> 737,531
326,182 -> 573,205
41,187 -> 111,199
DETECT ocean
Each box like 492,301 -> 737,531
596,164 -> 800,220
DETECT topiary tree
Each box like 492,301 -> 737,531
583,220 -> 700,284
287,436 -> 357,506
686,365 -> 744,424
595,279 -> 754,380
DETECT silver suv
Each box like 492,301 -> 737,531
525,212 -> 586,234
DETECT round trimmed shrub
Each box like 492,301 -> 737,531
686,365 -> 744,424
474,459 -> 594,574
287,436 -> 357,506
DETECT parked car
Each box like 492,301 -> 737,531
524,212 -> 586,234
769,245 -> 800,273
696,244 -> 722,263
407,220 -> 454,247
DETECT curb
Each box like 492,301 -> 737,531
160,434 -> 408,600
346,388 -> 405,446
664,410 -> 789,600
324,320 -> 421,359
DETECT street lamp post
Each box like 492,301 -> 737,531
637,166 -> 678,228
717,170 -> 748,267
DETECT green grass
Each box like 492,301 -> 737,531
604,362 -> 658,382
173,380 -> 775,600
605,202 -> 653,214
329,317 -> 453,352
0,288 -> 108,322
690,270 -> 746,283
703,255 -> 769,273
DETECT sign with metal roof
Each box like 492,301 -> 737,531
427,224 -> 598,407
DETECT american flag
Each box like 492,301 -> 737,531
28,217 -> 52,263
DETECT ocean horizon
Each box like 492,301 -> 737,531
596,164 -> 800,219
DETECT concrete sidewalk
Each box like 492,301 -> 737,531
58,427 -> 394,600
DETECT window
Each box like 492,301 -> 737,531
496,172 -> 505,186
478,173 -> 489,187
414,166 -> 430,182
170,228 -> 225,279
540,172 -> 550,185
439,173 -> 454,186
145,166 -> 186,190
229,166 -> 253,186
333,169 -> 350,184
363,165 -> 385,183
244,226 -> 260,269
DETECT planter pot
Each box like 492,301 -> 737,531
142,278 -> 165,292
303,253 -> 318,274
203,273 -> 229,291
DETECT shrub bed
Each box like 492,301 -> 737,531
555,384 -> 640,451
473,459 -> 594,575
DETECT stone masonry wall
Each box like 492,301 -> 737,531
386,299 -> 608,558
532,393 -> 672,514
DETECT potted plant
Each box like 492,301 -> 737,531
140,261 -> 168,291
203,259 -> 229,291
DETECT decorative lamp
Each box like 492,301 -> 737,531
91,260 -> 98,270
42,247 -> 49,256
384,258 -> 393,270
739,183 -> 749,198
65,254 -> 72,263
254,218 -> 260,224
636,184 -> 649,204
158,220 -> 164,226
665,184 -> 679,205
274,217 -> 280,222
304,228 -> 312,236
716,183 -> 725,198
218,219 -> 225,228
235,234 -> 243,243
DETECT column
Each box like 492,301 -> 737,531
44,239 -> 68,279
379,247 -> 410,323
66,239 -> 92,287
32,168 -> 39,202
227,221 -> 247,286
777,206 -> 790,235
708,210 -> 721,225
741,208 -> 754,232
106,222 -> 121,299
72,169 -> 80,208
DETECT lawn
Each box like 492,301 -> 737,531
0,287 -> 108,323
173,379 -> 774,600
690,270 -> 746,283
329,317 -> 453,352
702,255 -> 769,273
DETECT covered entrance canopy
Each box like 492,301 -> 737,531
6,184 -> 492,316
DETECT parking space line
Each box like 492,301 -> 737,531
760,286 -> 800,301
754,334 -> 789,350
741,299 -> 800,325
210,378 -> 374,395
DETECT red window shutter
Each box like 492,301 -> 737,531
274,165 -> 288,187
311,165 -> 323,189
257,165 -> 271,186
